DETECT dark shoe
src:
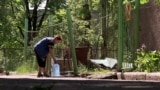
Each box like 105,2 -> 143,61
37,73 -> 43,77
44,72 -> 51,77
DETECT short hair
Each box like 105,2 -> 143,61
54,35 -> 62,40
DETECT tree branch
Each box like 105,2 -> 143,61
37,0 -> 50,31
17,26 -> 24,38
32,2 -> 38,31
24,0 -> 31,18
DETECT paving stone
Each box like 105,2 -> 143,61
117,72 -> 146,80
146,72 -> 160,80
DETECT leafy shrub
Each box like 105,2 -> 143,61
16,60 -> 37,74
134,44 -> 160,72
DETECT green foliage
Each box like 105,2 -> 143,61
1,48 -> 24,71
0,0 -> 25,48
123,0 -> 149,4
78,63 -> 110,74
140,0 -> 149,4
16,60 -> 37,74
0,0 -> 127,72
156,0 -> 160,5
73,20 -> 93,46
0,0 -> 67,72
134,44 -> 160,72
78,64 -> 89,73
0,48 -> 36,72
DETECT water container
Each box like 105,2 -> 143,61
51,63 -> 60,77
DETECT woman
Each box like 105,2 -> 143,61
34,35 -> 62,77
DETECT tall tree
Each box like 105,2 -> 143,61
23,0 -> 66,44
101,0 -> 107,58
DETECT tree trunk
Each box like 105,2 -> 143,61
101,0 -> 107,58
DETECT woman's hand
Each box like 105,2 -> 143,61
52,58 -> 57,64
54,60 -> 58,64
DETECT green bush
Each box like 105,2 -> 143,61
134,44 -> 160,72
16,60 -> 37,74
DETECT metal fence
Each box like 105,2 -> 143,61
0,48 -> 36,72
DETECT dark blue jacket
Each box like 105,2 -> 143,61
34,37 -> 55,59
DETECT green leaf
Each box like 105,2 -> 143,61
15,0 -> 21,2
140,0 -> 149,4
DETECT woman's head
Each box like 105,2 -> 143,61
54,35 -> 62,44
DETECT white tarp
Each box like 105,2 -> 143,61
90,58 -> 117,68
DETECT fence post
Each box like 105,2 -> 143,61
24,18 -> 28,61
118,0 -> 123,71
45,14 -> 53,74
66,7 -> 78,75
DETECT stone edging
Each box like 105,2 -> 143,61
117,72 -> 160,80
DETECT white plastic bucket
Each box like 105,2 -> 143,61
51,63 -> 60,77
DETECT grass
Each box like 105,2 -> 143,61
78,64 -> 112,75
16,60 -> 37,74
15,60 -> 113,76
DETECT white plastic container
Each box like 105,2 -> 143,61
51,63 -> 60,77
